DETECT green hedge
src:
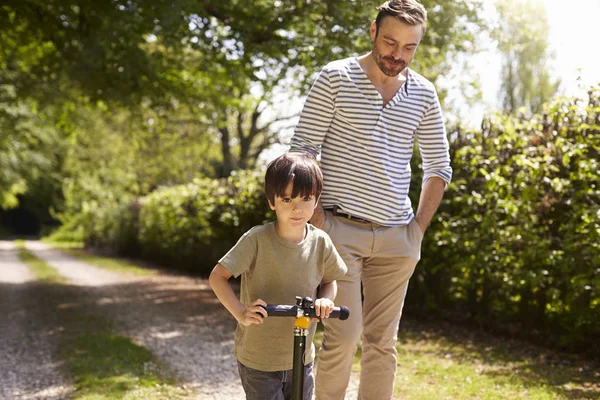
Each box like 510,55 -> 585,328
407,89 -> 599,353
78,170 -> 272,273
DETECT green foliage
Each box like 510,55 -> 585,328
409,88 -> 600,353
78,170 -> 272,274
47,99 -> 221,238
1,0 -> 486,179
493,0 -> 560,114
138,170 -> 272,272
0,86 -> 65,210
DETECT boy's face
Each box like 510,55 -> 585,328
269,181 -> 318,228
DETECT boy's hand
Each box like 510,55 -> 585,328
237,299 -> 268,326
312,297 -> 335,321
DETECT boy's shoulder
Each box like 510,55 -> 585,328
244,221 -> 275,239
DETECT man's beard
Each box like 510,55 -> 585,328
373,44 -> 408,77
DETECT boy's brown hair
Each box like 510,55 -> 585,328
265,153 -> 323,206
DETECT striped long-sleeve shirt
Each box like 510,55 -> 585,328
289,57 -> 452,226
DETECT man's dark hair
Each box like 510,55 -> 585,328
265,153 -> 323,206
375,0 -> 428,37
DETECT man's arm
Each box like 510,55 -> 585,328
414,176 -> 446,234
289,67 -> 335,156
310,199 -> 326,229
414,88 -> 452,234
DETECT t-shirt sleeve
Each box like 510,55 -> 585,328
321,235 -> 347,283
218,228 -> 258,278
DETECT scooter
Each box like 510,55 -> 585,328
263,296 -> 350,400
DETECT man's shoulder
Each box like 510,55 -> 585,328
408,69 -> 437,94
322,57 -> 356,74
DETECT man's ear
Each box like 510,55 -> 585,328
370,20 -> 377,41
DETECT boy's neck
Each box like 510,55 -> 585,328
274,222 -> 307,245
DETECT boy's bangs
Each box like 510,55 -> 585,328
291,165 -> 318,198
275,163 -> 317,199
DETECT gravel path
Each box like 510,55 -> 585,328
2,240 -> 359,399
0,241 -> 72,400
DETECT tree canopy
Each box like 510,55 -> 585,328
492,0 -> 560,114
1,0 -> 486,215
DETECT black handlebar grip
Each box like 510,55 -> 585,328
264,304 -> 297,317
263,304 -> 350,320
331,306 -> 350,320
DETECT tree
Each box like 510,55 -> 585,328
1,0 -> 487,178
493,0 -> 560,114
0,88 -> 64,210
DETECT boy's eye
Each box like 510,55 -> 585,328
282,198 -> 292,203
302,196 -> 313,202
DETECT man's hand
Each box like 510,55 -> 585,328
311,297 -> 335,321
237,299 -> 268,326
415,176 -> 446,235
414,218 -> 426,235
310,201 -> 326,229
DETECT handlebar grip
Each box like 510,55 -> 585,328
327,306 -> 350,321
263,304 -> 350,320
264,304 -> 297,317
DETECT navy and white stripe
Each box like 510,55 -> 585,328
290,57 -> 452,226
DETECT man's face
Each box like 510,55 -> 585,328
370,16 -> 423,77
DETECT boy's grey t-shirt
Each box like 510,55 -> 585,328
219,222 -> 347,372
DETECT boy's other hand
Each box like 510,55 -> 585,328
312,297 -> 335,321
238,299 -> 268,326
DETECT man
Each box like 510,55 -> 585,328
288,0 -> 452,398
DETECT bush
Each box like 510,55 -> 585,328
408,88 -> 600,353
132,170 -> 270,273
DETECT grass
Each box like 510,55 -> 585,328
62,248 -> 158,277
314,320 -> 600,400
56,313 -> 192,400
16,244 -> 192,399
41,239 -> 85,249
15,240 -> 68,284
42,239 -> 158,277
59,316 -> 191,400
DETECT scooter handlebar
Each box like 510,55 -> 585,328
263,304 -> 350,320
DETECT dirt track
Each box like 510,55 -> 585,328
0,240 -> 359,399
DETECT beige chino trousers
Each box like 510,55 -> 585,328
315,212 -> 423,400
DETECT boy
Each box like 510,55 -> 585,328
209,152 -> 347,400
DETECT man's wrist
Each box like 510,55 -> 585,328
414,216 -> 427,233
